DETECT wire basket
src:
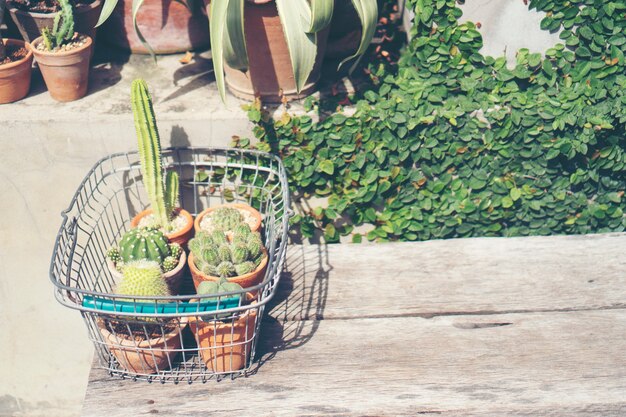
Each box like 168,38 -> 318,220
49,148 -> 291,382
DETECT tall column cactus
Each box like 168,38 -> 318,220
130,79 -> 179,230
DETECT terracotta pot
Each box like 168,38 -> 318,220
209,0 -> 329,102
189,306 -> 257,372
0,39 -> 33,104
194,203 -> 263,236
130,207 -> 194,248
98,317 -> 188,374
188,250 -> 268,292
7,0 -> 103,44
31,35 -> 92,102
107,250 -> 187,295
99,0 -> 210,54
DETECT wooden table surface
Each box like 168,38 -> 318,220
82,233 -> 626,416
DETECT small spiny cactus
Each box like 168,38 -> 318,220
40,0 -> 75,51
188,224 -> 265,279
107,227 -> 181,273
116,260 -> 170,297
209,207 -> 244,232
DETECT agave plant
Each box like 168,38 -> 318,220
210,0 -> 378,102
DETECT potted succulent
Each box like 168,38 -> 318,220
128,79 -> 194,247
95,0 -> 209,54
30,0 -> 93,102
194,204 -> 262,237
97,260 -> 187,374
188,224 -> 268,291
7,0 -> 102,44
106,227 -> 187,294
207,0 -> 378,102
189,278 -> 258,373
0,4 -> 34,104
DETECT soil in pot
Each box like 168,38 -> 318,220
0,39 -> 34,104
31,33 -> 92,102
7,0 -> 103,43
130,208 -> 194,248
98,316 -> 188,374
99,0 -> 210,54
189,307 -> 258,373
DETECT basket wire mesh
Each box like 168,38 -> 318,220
49,148 -> 291,382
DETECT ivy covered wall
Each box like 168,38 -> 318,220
241,0 -> 626,243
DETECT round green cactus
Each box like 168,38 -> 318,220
107,227 -> 181,273
210,207 -> 244,232
235,261 -> 256,276
216,261 -> 236,278
231,243 -> 249,264
218,244 -> 232,262
116,260 -> 170,297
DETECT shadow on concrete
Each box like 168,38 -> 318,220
88,42 -> 131,96
163,52 -> 215,103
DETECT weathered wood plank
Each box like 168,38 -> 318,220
270,233 -> 626,320
83,310 -> 626,416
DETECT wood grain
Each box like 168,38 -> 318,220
270,233 -> 626,321
83,310 -> 626,416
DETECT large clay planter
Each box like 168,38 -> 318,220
7,0 -> 103,44
107,250 -> 187,295
130,208 -> 194,248
0,39 -> 33,104
189,250 -> 268,292
100,0 -> 210,54
194,203 -> 263,236
98,317 -> 188,374
211,0 -> 329,102
31,35 -> 92,102
189,307 -> 257,372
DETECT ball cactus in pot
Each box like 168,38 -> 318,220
188,223 -> 268,291
128,79 -> 194,247
29,0 -> 93,102
189,277 -> 258,373
106,227 -> 187,294
97,260 -> 188,374
194,203 -> 263,238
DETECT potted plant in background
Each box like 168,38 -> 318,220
6,0 -> 102,43
106,227 -> 186,294
30,0 -> 93,102
128,79 -> 194,247
194,204 -> 262,237
189,278 -> 258,372
208,0 -> 379,103
97,260 -> 188,374
95,0 -> 208,54
0,2 -> 34,104
188,224 -> 268,291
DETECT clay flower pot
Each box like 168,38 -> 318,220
7,0 -> 103,44
100,0 -> 209,54
0,39 -> 33,104
106,250 -> 187,295
194,203 -> 263,236
206,0 -> 329,102
188,250 -> 268,292
130,207 -> 194,248
189,306 -> 257,373
31,35 -> 92,102
98,317 -> 188,374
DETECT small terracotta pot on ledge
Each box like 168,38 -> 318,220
188,250 -> 268,292
130,207 -> 194,248
30,34 -> 92,102
0,39 -> 33,104
106,250 -> 188,295
194,203 -> 263,236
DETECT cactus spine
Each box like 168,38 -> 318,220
107,227 -> 181,273
40,0 -> 74,51
131,79 -> 178,231
116,260 -> 170,297
189,223 -> 265,279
